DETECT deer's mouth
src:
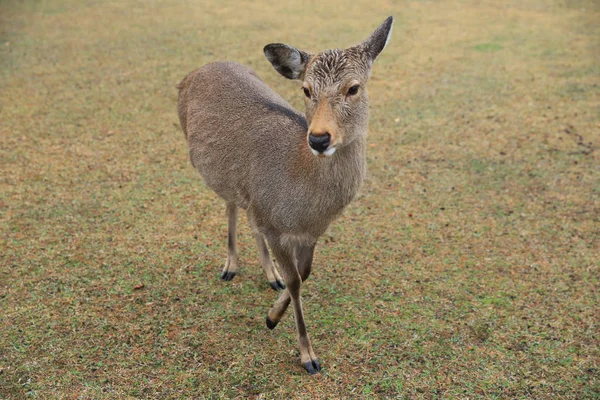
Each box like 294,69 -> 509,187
310,147 -> 337,157
307,131 -> 337,157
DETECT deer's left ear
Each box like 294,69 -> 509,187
264,43 -> 312,80
361,16 -> 394,62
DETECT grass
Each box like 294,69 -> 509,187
1,0 -> 599,398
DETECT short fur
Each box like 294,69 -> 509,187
177,16 -> 393,374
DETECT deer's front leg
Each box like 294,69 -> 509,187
268,239 -> 320,374
266,243 -> 315,329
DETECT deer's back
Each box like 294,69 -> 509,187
178,62 -> 309,208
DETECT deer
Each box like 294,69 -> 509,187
177,17 -> 393,374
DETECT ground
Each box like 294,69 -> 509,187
1,0 -> 599,398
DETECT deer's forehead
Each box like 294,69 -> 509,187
305,49 -> 368,88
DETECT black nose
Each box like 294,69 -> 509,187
308,133 -> 331,152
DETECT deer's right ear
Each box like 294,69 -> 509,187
361,16 -> 394,62
264,44 -> 311,80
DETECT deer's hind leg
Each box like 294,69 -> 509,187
221,202 -> 239,281
254,233 -> 286,291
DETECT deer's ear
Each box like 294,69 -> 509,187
264,44 -> 312,80
361,16 -> 393,62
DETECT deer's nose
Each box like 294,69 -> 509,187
308,132 -> 331,153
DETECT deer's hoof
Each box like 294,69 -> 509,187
269,280 -> 286,291
221,271 -> 236,281
302,359 -> 321,374
266,316 -> 278,330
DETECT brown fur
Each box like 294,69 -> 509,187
177,16 -> 393,374
308,100 -> 340,143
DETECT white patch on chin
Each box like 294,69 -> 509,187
310,147 -> 337,157
323,147 -> 337,157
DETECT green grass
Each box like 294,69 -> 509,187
1,0 -> 599,398
473,42 -> 503,52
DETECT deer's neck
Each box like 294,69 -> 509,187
293,135 -> 367,210
323,137 -> 366,194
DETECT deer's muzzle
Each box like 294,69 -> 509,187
308,132 -> 331,153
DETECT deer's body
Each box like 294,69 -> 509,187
178,62 -> 365,241
177,18 -> 393,374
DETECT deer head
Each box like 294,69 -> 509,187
264,16 -> 393,157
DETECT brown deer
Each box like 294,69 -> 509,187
177,17 -> 393,374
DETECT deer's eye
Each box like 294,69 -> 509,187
347,85 -> 360,96
303,87 -> 311,98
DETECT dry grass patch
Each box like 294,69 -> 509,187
1,0 -> 598,398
